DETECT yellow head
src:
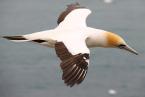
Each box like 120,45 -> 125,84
106,32 -> 138,55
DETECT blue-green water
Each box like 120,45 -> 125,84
0,0 -> 145,97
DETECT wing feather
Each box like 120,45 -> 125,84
57,2 -> 85,24
55,42 -> 89,87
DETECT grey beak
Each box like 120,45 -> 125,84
122,45 -> 138,55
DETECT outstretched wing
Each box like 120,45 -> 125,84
55,42 -> 90,87
57,2 -> 85,24
1,30 -> 57,47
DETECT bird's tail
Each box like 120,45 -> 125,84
1,35 -> 29,42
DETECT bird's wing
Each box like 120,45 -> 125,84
1,30 -> 57,47
57,2 -> 91,28
55,41 -> 90,87
57,2 -> 85,24
1,30 -> 52,42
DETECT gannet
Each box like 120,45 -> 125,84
1,3 -> 138,87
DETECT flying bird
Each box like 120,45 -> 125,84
1,3 -> 138,87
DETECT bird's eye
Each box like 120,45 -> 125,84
118,44 -> 126,49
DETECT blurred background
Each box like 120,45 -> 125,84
0,0 -> 145,97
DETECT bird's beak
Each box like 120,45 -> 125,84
122,45 -> 138,55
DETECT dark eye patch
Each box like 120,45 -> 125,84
118,44 -> 126,49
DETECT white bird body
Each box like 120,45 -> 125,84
1,3 -> 138,87
23,26 -> 108,54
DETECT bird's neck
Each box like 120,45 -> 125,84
85,27 -> 108,48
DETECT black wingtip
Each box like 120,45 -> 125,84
61,54 -> 89,87
2,36 -> 26,40
57,2 -> 85,24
